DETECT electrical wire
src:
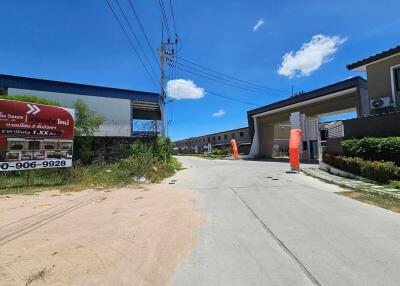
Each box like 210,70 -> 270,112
158,0 -> 172,40
174,60 -> 280,95
166,65 -> 259,107
104,0 -> 159,89
168,0 -> 177,36
174,64 -> 281,96
127,0 -> 160,68
176,56 -> 287,93
114,0 -> 159,85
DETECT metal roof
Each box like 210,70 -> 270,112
0,74 -> 159,103
247,76 -> 366,117
347,45 -> 400,71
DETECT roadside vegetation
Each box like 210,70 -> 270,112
323,137 -> 400,187
319,137 -> 400,212
177,147 -> 231,159
0,97 -> 181,195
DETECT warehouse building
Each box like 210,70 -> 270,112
0,74 -> 163,137
0,74 -> 163,161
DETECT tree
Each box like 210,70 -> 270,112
74,99 -> 104,136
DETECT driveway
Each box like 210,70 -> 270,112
171,156 -> 400,286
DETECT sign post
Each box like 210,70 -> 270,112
0,99 -> 75,171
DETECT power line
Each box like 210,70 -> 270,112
165,72 -> 259,107
168,0 -> 177,36
127,0 -> 160,68
114,0 -> 159,85
177,56 -> 287,93
104,0 -> 159,89
158,0 -> 171,40
173,63 -> 281,96
174,60 -> 280,95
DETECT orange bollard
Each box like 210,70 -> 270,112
289,129 -> 303,172
230,139 -> 239,160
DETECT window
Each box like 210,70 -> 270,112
218,135 -> 221,140
231,133 -> 235,139
207,137 -> 210,142
394,67 -> 400,91
28,140 -> 41,150
224,134 -> 227,140
203,138 -> 205,142
212,136 -> 216,142
239,132 -> 244,137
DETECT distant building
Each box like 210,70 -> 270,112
173,127 -> 251,154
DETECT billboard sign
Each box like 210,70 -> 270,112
0,99 -> 75,171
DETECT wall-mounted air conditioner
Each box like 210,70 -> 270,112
370,97 -> 392,110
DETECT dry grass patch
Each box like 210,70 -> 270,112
338,191 -> 400,213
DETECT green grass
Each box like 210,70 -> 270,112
386,180 -> 400,190
176,153 -> 228,160
0,157 -> 183,195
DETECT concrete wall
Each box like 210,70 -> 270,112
343,111 -> 400,138
8,88 -> 132,137
326,112 -> 400,155
366,54 -> 400,110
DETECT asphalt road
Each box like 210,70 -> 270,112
170,156 -> 400,286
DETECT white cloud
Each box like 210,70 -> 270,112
277,34 -> 347,78
212,109 -> 225,117
166,79 -> 205,100
253,18 -> 264,31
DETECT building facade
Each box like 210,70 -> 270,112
174,127 -> 251,154
0,74 -> 163,137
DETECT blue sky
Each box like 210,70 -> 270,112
0,0 -> 399,140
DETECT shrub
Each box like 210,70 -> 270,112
0,95 -> 59,106
361,160 -> 399,183
323,152 -> 400,183
341,137 -> 400,165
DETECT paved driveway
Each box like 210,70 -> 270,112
171,156 -> 400,286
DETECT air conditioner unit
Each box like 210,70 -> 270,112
370,97 -> 392,109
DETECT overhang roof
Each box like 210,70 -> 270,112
347,45 -> 400,71
0,74 -> 159,103
247,76 -> 366,117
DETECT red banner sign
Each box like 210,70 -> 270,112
0,99 -> 75,171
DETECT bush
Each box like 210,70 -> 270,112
0,95 -> 59,106
341,137 -> 400,166
323,152 -> 400,183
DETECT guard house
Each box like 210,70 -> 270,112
247,77 -> 369,160
0,74 -> 163,137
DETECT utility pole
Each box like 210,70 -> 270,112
159,41 -> 167,137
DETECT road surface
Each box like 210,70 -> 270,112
171,156 -> 400,286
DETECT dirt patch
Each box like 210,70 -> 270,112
338,191 -> 400,213
0,183 -> 203,286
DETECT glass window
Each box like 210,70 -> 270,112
224,135 -> 227,140
28,140 -> 41,150
240,132 -> 244,137
231,133 -> 235,139
218,136 -> 221,140
394,67 -> 400,91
